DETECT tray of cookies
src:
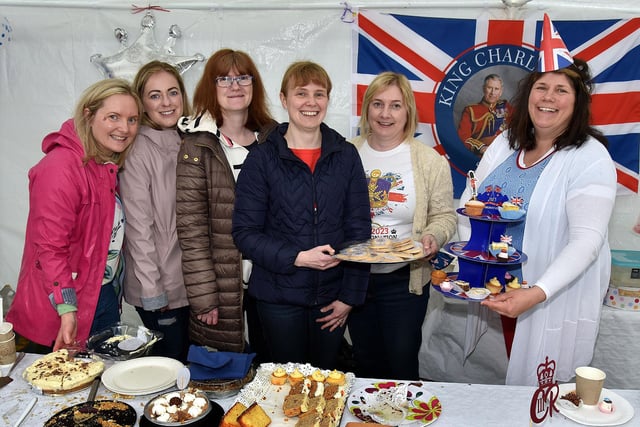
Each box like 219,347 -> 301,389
334,238 -> 425,264
221,363 -> 355,427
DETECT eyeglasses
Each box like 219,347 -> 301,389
215,75 -> 253,87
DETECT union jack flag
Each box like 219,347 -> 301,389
538,13 -> 573,72
510,196 -> 524,207
352,10 -> 640,196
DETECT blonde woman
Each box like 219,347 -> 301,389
349,72 -> 456,380
8,79 -> 141,353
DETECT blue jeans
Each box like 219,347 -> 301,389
90,283 -> 121,336
136,306 -> 190,362
256,300 -> 345,370
348,266 -> 429,380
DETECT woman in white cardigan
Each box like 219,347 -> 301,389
350,72 -> 456,380
458,58 -> 617,385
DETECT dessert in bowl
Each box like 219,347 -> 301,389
466,287 -> 491,300
144,389 -> 211,425
498,206 -> 526,220
488,243 -> 516,259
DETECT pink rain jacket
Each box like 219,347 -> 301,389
7,119 -> 118,347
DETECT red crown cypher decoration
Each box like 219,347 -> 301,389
530,356 -> 560,424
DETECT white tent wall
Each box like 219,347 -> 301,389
1,0 -> 639,288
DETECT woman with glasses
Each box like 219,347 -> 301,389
176,49 -> 276,356
232,61 -> 371,369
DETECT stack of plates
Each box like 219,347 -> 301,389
102,357 -> 184,395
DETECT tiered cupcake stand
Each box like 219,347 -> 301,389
435,208 -> 527,300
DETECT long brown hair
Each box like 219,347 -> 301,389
507,58 -> 607,151
133,60 -> 192,129
193,49 -> 273,131
73,78 -> 142,167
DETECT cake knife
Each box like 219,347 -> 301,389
13,396 -> 37,427
87,376 -> 101,402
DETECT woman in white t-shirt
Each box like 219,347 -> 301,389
349,72 -> 457,380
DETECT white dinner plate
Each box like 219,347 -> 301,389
102,356 -> 184,395
556,383 -> 634,426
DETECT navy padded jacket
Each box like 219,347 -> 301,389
232,122 -> 371,307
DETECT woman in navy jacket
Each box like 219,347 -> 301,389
232,61 -> 370,369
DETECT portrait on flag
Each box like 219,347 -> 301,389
455,71 -> 514,157
352,11 -> 640,197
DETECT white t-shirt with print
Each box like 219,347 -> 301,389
358,141 -> 416,273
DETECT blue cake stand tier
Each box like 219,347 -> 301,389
444,241 -> 528,290
441,208 -> 528,290
456,207 -> 525,252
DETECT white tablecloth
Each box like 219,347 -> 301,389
420,287 -> 640,389
1,353 -> 638,426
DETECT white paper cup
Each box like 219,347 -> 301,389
0,322 -> 13,342
575,366 -> 606,405
0,332 -> 16,365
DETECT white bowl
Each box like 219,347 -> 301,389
498,207 -> 526,220
466,287 -> 491,300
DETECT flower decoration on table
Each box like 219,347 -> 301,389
530,356 -> 560,424
406,395 -> 442,424
90,5 -> 204,81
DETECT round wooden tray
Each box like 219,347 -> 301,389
188,365 -> 256,398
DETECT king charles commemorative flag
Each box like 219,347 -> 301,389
352,10 -> 640,196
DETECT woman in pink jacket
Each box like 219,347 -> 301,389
7,79 -> 141,353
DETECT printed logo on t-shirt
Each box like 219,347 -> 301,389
367,169 -> 407,214
365,168 -> 413,240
